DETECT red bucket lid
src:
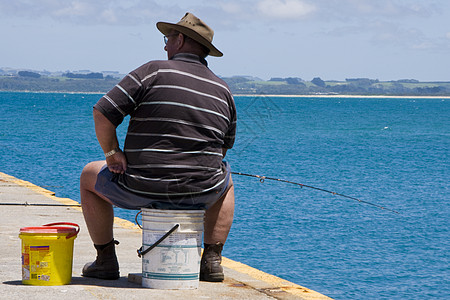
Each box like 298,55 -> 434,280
20,222 -> 79,239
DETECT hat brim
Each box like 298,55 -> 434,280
157,22 -> 223,57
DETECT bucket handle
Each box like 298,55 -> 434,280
135,210 -> 142,229
43,222 -> 80,239
137,223 -> 179,258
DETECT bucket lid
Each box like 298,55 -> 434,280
20,222 -> 80,239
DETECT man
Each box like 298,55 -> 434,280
80,12 -> 236,283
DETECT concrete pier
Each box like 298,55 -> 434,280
0,172 -> 332,299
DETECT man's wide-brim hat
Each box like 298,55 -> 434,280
157,12 -> 223,57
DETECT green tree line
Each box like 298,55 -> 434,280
1,75 -> 449,96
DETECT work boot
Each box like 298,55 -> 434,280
200,242 -> 224,282
82,239 -> 120,280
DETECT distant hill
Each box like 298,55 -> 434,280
1,68 -> 449,96
223,76 -> 450,96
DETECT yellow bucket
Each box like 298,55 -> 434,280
19,222 -> 79,285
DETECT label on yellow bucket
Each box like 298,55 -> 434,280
22,245 -> 52,282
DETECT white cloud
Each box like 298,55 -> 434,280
339,0 -> 436,17
219,2 -> 242,14
52,1 -> 93,18
0,0 -> 440,29
368,22 -> 440,51
313,0 -> 440,24
100,8 -> 118,24
257,0 -> 316,19
446,32 -> 450,39
0,0 -> 166,25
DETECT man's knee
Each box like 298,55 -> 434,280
80,161 -> 105,190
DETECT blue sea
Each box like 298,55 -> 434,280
1,91 -> 449,299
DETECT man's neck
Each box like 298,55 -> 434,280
170,53 -> 208,67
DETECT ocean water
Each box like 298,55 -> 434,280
0,91 -> 448,299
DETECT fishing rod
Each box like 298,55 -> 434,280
0,185 -> 63,188
0,202 -> 81,207
2,174 -> 398,213
231,172 -> 399,214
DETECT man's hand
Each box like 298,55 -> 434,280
94,108 -> 127,174
106,150 -> 127,174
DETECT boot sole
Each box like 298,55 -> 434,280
82,271 -> 120,280
200,272 -> 224,282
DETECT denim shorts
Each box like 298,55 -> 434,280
94,162 -> 231,210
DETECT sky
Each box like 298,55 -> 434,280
1,0 -> 449,81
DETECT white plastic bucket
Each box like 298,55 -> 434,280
141,208 -> 204,289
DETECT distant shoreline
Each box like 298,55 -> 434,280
2,71 -> 449,97
1,90 -> 449,99
234,94 -> 450,99
0,90 -> 104,95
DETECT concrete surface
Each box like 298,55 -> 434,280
0,171 -> 332,300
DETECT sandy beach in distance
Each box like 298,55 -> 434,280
234,94 -> 450,99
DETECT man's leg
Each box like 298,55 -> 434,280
203,177 -> 235,244
80,161 -> 115,245
201,177 -> 234,281
80,160 -> 119,279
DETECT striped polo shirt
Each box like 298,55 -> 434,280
94,53 -> 236,199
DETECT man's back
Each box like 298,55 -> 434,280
94,53 -> 236,199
